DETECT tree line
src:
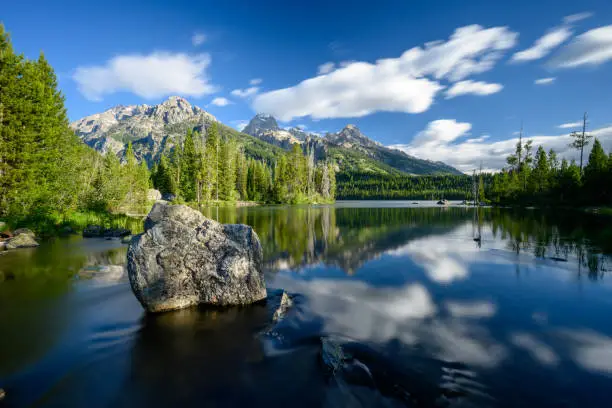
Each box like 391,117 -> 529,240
336,172 -> 484,200
151,127 -> 336,205
487,126 -> 612,206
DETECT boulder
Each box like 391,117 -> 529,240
127,202 -> 266,313
147,189 -> 162,201
6,233 -> 39,249
83,225 -> 131,238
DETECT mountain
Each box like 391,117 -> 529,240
242,115 -> 463,175
241,113 -> 304,149
71,97 -> 462,176
71,96 -> 285,164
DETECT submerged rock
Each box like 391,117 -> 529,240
127,202 -> 266,313
121,235 -> 133,244
5,229 -> 39,249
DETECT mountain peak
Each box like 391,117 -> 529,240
243,113 -> 280,135
159,95 -> 192,109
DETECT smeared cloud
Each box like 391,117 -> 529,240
445,80 -> 503,99
390,120 -> 612,172
192,32 -> 207,46
73,52 -> 216,101
253,25 -> 518,121
511,26 -> 572,62
558,122 -> 581,129
535,77 -> 556,85
563,12 -> 593,24
231,120 -> 249,131
210,97 -> 232,107
550,25 -> 612,68
317,62 -> 335,75
249,78 -> 262,86
231,86 -> 259,98
510,333 -> 560,366
447,301 -> 497,319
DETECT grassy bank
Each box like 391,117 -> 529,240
1,210 -> 145,238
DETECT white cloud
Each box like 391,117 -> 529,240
317,62 -> 335,75
563,12 -> 593,24
230,86 -> 259,98
550,25 -> 612,68
558,121 -> 582,129
535,77 -> 556,85
73,52 -> 215,101
192,32 -> 207,46
412,119 -> 472,147
231,120 -> 249,131
249,78 -> 262,86
445,80 -> 503,99
210,97 -> 232,107
511,26 -> 573,62
252,25 -> 518,121
390,120 -> 612,172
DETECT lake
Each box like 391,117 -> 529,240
1,202 -> 612,407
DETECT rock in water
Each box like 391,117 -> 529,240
272,291 -> 293,322
127,202 -> 266,313
5,230 -> 39,249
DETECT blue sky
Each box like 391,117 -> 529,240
3,0 -> 612,171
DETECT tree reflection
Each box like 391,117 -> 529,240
487,209 -> 611,279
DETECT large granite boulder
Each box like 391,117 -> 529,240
127,202 -> 266,313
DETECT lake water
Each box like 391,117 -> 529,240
1,202 -> 612,407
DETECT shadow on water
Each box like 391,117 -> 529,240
112,300 -> 332,408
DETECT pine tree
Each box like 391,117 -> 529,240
273,156 -> 289,203
203,122 -> 219,201
219,136 -> 237,201
235,148 -> 248,200
180,129 -> 197,201
583,138 -> 608,204
328,162 -> 336,199
531,146 -> 550,193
